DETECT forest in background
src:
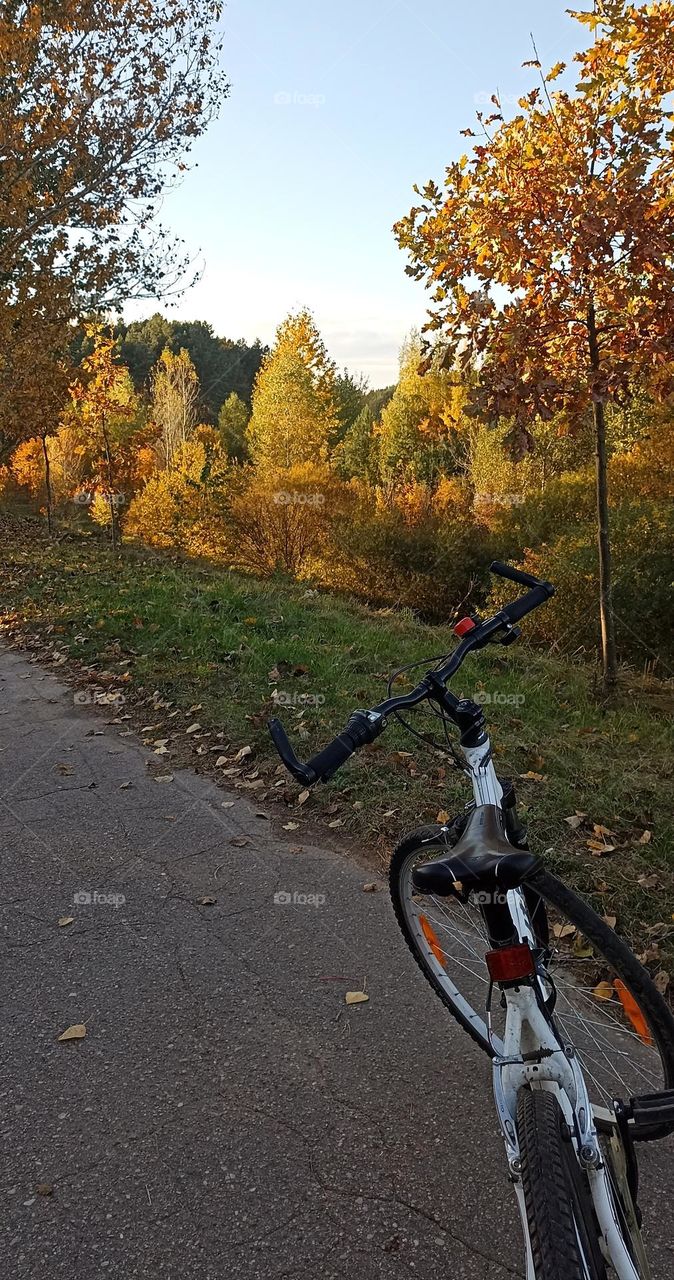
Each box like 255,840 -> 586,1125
1,0 -> 673,685
1,304 -> 672,675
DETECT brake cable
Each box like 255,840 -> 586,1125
386,654 -> 466,772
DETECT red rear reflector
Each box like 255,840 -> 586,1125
486,943 -> 535,984
453,617 -> 476,637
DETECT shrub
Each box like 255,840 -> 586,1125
320,507 -> 490,617
487,500 -> 674,668
224,463 -> 348,577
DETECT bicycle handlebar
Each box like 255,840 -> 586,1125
268,710 -> 384,785
268,562 -> 555,786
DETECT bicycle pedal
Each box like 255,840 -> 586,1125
627,1090 -> 674,1138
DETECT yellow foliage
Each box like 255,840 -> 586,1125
225,463 -> 348,577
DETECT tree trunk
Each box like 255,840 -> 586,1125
587,304 -> 618,689
40,432 -> 54,536
101,420 -> 119,553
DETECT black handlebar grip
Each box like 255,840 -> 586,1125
490,560 -> 542,590
302,734 -> 358,783
269,710 -> 385,786
501,583 -> 555,625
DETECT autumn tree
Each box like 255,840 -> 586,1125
395,0 -> 674,687
247,310 -> 338,472
150,348 -> 200,469
67,327 -> 142,549
0,1 -> 227,443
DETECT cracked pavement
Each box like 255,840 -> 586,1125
2,646 -> 673,1279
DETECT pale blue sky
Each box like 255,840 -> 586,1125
130,1 -> 586,386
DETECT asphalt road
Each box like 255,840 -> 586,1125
2,645 -> 672,1279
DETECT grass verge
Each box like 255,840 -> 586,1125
1,513 -> 672,981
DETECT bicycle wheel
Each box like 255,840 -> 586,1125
517,1089 -> 607,1280
390,826 -> 674,1126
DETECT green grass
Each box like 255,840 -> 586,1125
1,513 -> 673,975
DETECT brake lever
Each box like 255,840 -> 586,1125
268,718 -> 315,785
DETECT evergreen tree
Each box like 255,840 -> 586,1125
218,392 -> 250,463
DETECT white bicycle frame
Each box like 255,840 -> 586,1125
462,738 -> 644,1280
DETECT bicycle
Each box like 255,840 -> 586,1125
268,560 -> 674,1280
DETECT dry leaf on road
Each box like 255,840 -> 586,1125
57,1024 -> 86,1042
345,991 -> 369,1006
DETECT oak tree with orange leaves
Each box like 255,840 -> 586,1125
0,1 -> 227,447
395,0 -> 674,687
68,327 -> 143,550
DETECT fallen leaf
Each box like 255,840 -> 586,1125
363,882 -> 378,893
215,756 -> 228,767
154,773 -> 174,783
119,781 -> 132,790
593,824 -> 616,838
553,923 -> 576,939
57,1024 -> 86,1042
654,970 -> 670,995
603,914 -> 617,929
345,991 -> 369,1006
230,836 -> 250,847
436,809 -> 450,824
328,819 -> 343,828
638,830 -> 652,844
587,840 -> 616,855
57,916 -> 74,927
283,821 -> 299,831
221,801 -> 235,809
35,1183 -> 53,1196
519,771 -> 548,783
235,745 -> 252,762
154,745 -> 169,755
638,873 -> 659,889
153,738 -> 169,748
55,763 -> 74,776
297,789 -> 310,807
199,896 -> 216,906
185,723 -> 201,734
593,980 -> 614,1002
564,814 -> 584,829
572,938 -> 594,959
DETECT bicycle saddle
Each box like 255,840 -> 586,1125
412,804 -> 538,895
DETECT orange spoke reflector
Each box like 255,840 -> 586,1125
419,914 -> 445,966
614,979 -> 653,1046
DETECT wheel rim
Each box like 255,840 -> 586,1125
397,846 -> 669,1108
